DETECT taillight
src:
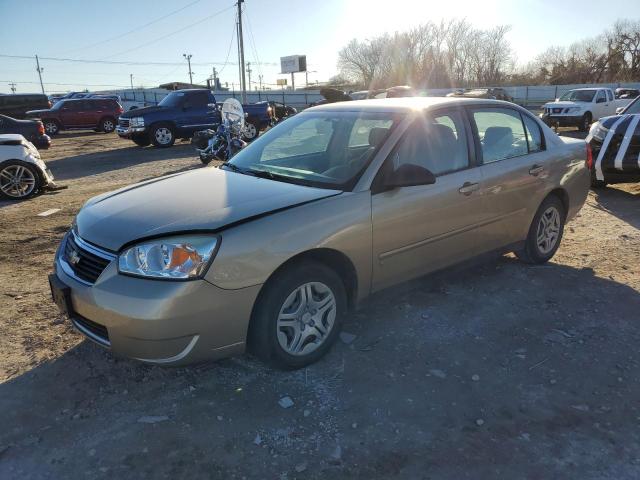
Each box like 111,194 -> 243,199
48,101 -> 52,108
37,121 -> 45,135
586,142 -> 593,170
116,106 -> 123,114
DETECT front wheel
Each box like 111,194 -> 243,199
578,113 -> 592,132
151,123 -> 175,148
248,261 -> 346,369
515,195 -> 566,264
0,160 -> 42,200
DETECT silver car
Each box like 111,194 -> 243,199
49,98 -> 590,368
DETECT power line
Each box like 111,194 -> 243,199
101,4 -> 236,60
0,53 -> 276,67
64,0 -> 205,54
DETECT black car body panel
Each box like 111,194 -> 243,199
0,114 -> 50,149
589,113 -> 640,184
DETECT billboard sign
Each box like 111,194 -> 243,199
280,55 -> 307,74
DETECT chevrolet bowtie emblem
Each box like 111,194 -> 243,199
68,250 -> 81,266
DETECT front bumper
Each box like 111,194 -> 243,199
541,114 -> 583,127
116,125 -> 146,138
52,234 -> 261,365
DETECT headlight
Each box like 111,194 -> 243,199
118,235 -> 219,279
130,116 -> 144,127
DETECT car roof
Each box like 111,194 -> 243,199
0,133 -> 26,143
570,88 -> 602,91
307,96 -> 515,113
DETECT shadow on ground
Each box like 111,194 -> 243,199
2,255 -> 640,479
591,185 -> 640,230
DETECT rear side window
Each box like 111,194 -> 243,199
606,90 -> 613,102
472,108 -> 528,163
522,115 -> 544,153
390,109 -> 469,176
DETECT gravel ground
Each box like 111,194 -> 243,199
1,130 -> 639,479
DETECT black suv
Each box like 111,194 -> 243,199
0,94 -> 51,119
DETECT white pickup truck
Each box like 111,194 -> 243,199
541,88 -> 622,132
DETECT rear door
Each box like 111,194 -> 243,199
469,106 -> 548,245
371,108 -> 494,291
594,90 -> 608,119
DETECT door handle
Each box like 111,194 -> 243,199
458,182 -> 479,196
529,165 -> 544,176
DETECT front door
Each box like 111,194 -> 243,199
371,108 -> 494,292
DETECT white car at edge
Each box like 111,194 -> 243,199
0,134 -> 57,200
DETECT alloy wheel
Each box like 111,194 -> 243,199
243,122 -> 257,140
0,165 -> 36,198
103,120 -> 114,132
44,121 -> 58,135
276,282 -> 337,356
155,127 -> 173,145
536,206 -> 561,255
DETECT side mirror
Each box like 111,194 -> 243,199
384,164 -> 436,189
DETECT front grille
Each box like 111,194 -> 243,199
73,315 -> 110,346
118,118 -> 130,128
552,108 -> 562,114
64,233 -> 113,284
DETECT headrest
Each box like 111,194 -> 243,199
484,126 -> 513,145
368,127 -> 389,148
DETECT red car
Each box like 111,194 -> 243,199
26,98 -> 123,135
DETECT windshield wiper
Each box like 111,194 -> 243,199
247,168 -> 298,184
221,163 -> 252,175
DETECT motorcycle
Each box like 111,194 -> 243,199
193,98 -> 247,165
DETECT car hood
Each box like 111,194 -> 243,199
120,105 -> 167,118
25,109 -> 51,116
76,167 -> 341,251
544,101 -> 586,108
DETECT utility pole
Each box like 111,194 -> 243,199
236,0 -> 247,103
183,54 -> 193,86
246,62 -> 252,91
212,67 -> 218,90
35,55 -> 44,94
130,74 -> 134,91
258,74 -> 263,90
9,82 -> 16,93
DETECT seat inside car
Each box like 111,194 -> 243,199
323,126 -> 389,180
482,126 -> 513,162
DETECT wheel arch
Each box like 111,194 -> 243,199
545,188 -> 569,219
253,247 -> 359,314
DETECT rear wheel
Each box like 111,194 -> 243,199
578,112 -> 592,132
151,123 -> 175,148
43,119 -> 60,136
515,195 -> 566,264
0,160 -> 42,200
248,261 -> 346,369
99,117 -> 116,133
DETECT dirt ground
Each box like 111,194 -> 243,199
1,130 -> 639,479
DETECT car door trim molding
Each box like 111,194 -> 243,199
378,208 -> 526,262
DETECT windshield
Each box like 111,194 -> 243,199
559,90 -> 596,102
622,96 -> 640,114
228,111 -> 401,189
158,92 -> 186,107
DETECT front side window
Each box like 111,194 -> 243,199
228,111 -> 400,189
387,110 -> 470,176
472,108 -> 528,163
559,90 -> 596,102
158,92 -> 186,107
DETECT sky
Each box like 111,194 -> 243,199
0,0 -> 636,94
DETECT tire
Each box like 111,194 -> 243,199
43,119 -> 60,136
578,112 -> 592,132
590,166 -> 607,188
0,160 -> 42,200
99,117 -> 116,133
242,121 -> 258,142
132,136 -> 151,147
515,195 -> 566,264
248,260 -> 347,369
150,123 -> 175,148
